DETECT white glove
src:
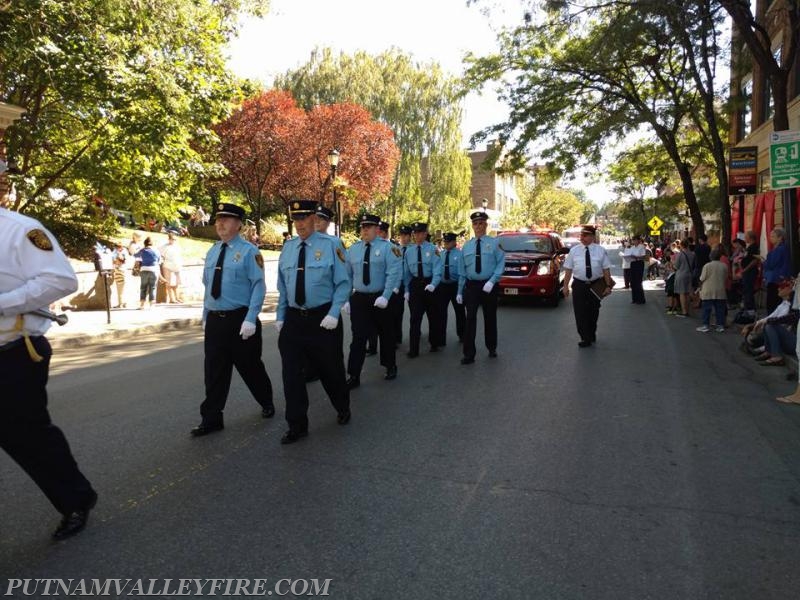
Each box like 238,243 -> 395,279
392,288 -> 399,294
456,294 -> 463,304
374,296 -> 389,309
275,320 -> 284,332
404,291 -> 410,302
240,320 -> 256,340
341,301 -> 351,315
320,315 -> 339,330
424,284 -> 435,293
482,281 -> 494,293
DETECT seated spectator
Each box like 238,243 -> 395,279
742,279 -> 797,366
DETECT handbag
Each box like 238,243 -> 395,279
132,262 -> 141,277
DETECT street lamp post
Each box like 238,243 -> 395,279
327,149 -> 340,236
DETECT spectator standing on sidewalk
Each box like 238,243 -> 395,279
695,247 -> 729,332
672,239 -> 694,318
762,227 -> 793,313
191,203 -> 274,437
0,204 -> 98,540
618,240 -> 631,289
134,237 -> 161,309
111,241 -> 128,308
160,232 -> 183,304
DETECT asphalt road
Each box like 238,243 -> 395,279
3,279 -> 800,599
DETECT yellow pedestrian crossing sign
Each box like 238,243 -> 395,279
647,216 -> 664,230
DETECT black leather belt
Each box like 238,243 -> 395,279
208,307 -> 248,318
353,290 -> 380,296
466,278 -> 489,285
288,303 -> 332,317
411,276 -> 432,283
0,338 -> 25,353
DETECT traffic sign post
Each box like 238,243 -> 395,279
769,131 -> 800,190
769,130 -> 800,276
647,216 -> 663,231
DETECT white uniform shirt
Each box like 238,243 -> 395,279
0,208 -> 78,344
564,243 -> 611,282
619,247 -> 632,269
160,241 -> 183,272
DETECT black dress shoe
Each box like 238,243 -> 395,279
384,366 -> 397,380
280,430 -> 308,444
406,351 -> 419,359
488,350 -> 498,358
53,492 -> 97,540
190,422 -> 224,437
337,409 -> 351,425
578,340 -> 592,348
460,357 -> 475,365
262,406 -> 275,419
346,376 -> 361,390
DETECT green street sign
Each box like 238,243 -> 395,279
769,130 -> 800,190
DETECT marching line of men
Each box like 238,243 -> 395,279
191,203 -> 506,447
2,199 -> 504,540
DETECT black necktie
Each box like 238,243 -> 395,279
296,242 -> 306,306
417,246 -> 423,278
444,250 -> 451,280
363,242 -> 371,285
211,243 -> 227,299
475,238 -> 482,274
585,246 -> 593,280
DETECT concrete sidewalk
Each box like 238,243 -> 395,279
46,292 -> 279,349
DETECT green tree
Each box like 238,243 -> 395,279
501,172 -> 584,232
274,48 -> 472,232
0,0 -> 269,233
466,0 -> 732,240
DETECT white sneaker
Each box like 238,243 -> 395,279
715,326 -> 725,333
696,325 -> 710,332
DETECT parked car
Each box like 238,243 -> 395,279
496,230 -> 568,306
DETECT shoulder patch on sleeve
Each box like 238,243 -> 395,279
27,229 -> 53,251
336,246 -> 346,263
254,253 -> 264,269
391,246 -> 401,257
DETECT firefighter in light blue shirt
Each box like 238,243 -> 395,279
193,203 -> 274,438
435,231 -> 466,344
342,214 -> 403,388
457,211 -> 505,364
275,200 -> 352,444
402,222 -> 444,357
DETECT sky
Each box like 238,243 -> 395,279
224,0 -> 614,203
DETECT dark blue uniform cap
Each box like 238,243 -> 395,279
443,232 -> 457,242
316,205 -> 335,221
289,199 -> 318,220
216,203 -> 245,220
469,211 -> 489,222
411,221 -> 428,233
378,220 -> 390,232
359,213 -> 381,227
398,225 -> 412,235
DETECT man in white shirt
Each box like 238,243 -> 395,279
0,204 -> 97,540
562,225 -> 613,348
625,235 -> 647,304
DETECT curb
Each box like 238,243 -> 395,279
49,300 -> 278,350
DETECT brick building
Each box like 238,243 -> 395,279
468,142 -> 525,216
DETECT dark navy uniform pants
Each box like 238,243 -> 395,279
629,260 -> 645,304
347,291 -> 396,377
462,279 -> 498,359
279,305 -> 349,434
435,282 -> 465,344
390,286 -> 405,345
571,279 -> 601,342
202,307 -> 273,424
408,277 -> 441,353
0,336 -> 95,515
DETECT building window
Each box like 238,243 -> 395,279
740,75 -> 753,139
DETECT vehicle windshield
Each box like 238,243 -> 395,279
498,234 -> 553,253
